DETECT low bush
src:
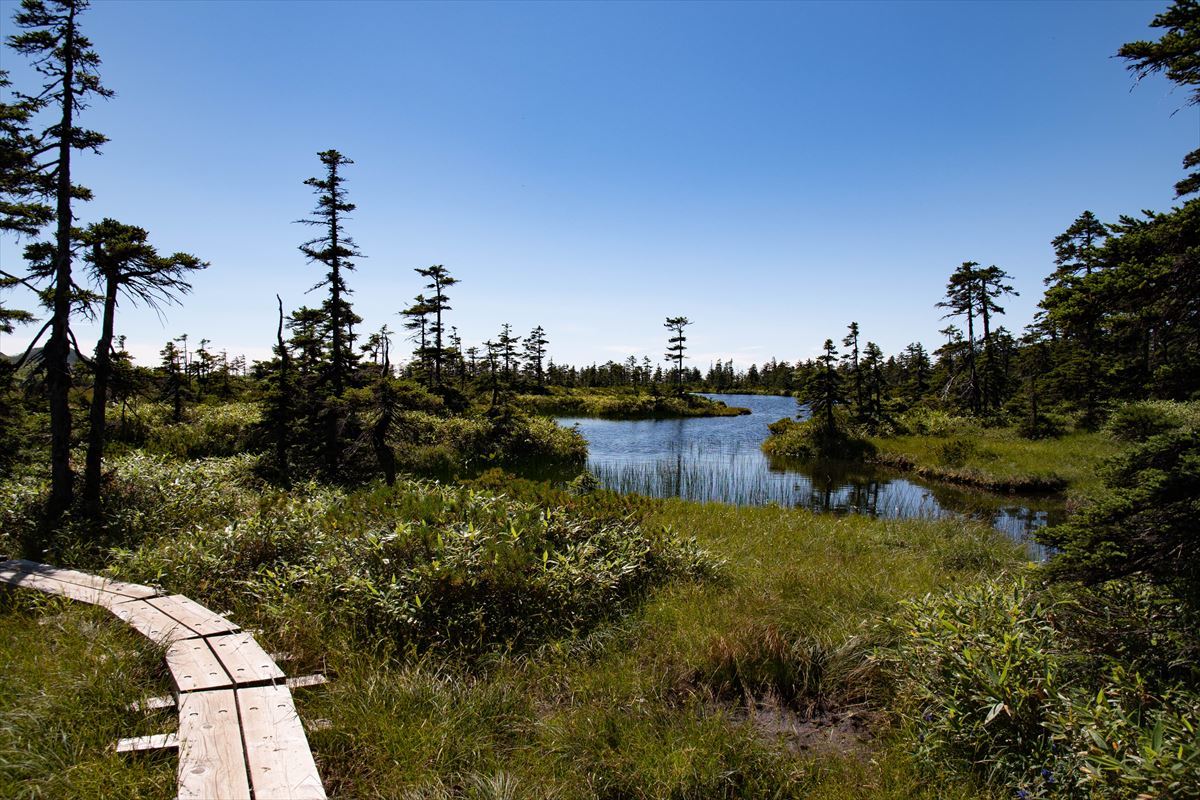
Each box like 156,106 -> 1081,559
1103,400 -> 1200,442
882,576 -> 1200,799
762,416 -> 876,462
110,477 -> 717,651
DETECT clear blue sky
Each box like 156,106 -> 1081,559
0,0 -> 1194,370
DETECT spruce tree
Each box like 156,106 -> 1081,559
937,262 -> 982,413
524,325 -> 549,387
79,219 -> 204,513
298,149 -> 361,395
664,316 -> 691,391
414,265 -> 457,387
841,321 -> 863,416
807,339 -> 843,431
9,0 -> 112,516
1118,0 -> 1200,197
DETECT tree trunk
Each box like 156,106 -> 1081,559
83,272 -> 117,515
47,4 -> 79,518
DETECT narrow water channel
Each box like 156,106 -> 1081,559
556,393 -> 1060,558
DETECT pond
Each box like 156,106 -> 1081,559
555,393 -> 1060,558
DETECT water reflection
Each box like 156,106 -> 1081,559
555,394 -> 1058,559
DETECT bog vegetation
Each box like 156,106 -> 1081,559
1,1 -> 1198,799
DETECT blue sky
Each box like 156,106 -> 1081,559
0,0 -> 1195,370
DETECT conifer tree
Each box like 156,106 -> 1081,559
413,265 -> 457,387
841,321 -> 863,416
78,219 -> 204,513
1118,0 -> 1200,196
937,262 -> 982,413
524,325 -> 549,387
497,323 -> 520,381
976,264 -> 1017,411
9,0 -> 112,516
298,149 -> 361,395
664,316 -> 691,390
1043,211 -> 1109,425
808,338 -> 842,430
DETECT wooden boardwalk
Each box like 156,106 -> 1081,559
1,558 -> 327,800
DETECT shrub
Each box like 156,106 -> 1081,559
1038,429 -> 1200,600
111,479 -> 717,651
883,576 -> 1200,798
1104,400 -> 1200,442
762,416 -> 876,461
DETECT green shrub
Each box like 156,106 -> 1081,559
896,407 -> 976,437
883,576 -> 1200,798
1104,400 -> 1200,442
141,402 -> 264,458
1038,429 -> 1200,599
762,416 -> 876,461
111,478 -> 717,651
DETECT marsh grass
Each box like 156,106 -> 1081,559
294,499 -> 1022,798
517,388 -> 749,420
0,594 -> 176,800
0,456 -> 1022,799
871,429 -> 1119,497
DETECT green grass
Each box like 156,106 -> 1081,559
0,459 -> 1022,799
0,594 -> 176,800
516,388 -> 750,419
296,499 -> 1021,798
870,428 -> 1120,497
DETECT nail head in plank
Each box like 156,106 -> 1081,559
148,594 -> 240,637
117,732 -> 179,753
109,599 -> 197,643
0,559 -> 158,599
166,638 -> 233,692
238,685 -> 327,800
178,689 -> 251,800
208,632 -> 286,685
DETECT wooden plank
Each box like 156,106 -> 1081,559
177,689 -> 251,800
147,594 -> 239,637
285,674 -> 328,690
0,559 -> 158,599
130,695 -> 176,712
238,685 -> 326,800
109,599 -> 196,644
207,632 -> 285,686
117,732 -> 178,753
165,638 -> 233,692
0,568 -> 125,607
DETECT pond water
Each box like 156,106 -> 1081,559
556,393 -> 1060,558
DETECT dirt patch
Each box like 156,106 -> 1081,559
729,696 -> 880,758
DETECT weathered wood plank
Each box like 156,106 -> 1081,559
0,559 -> 158,599
208,632 -> 285,686
117,732 -> 178,753
129,694 -> 176,712
238,685 -> 326,800
148,594 -> 240,637
0,568 -> 125,607
109,599 -> 197,643
285,674 -> 328,690
177,689 -> 251,800
165,638 -> 233,692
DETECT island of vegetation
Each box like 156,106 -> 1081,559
1,2 -> 1198,799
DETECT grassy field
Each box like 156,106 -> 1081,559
516,388 -> 751,419
0,472 -> 1020,799
870,429 -> 1119,497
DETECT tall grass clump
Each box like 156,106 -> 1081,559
518,388 -> 749,419
883,576 -> 1200,799
111,478 -> 717,652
